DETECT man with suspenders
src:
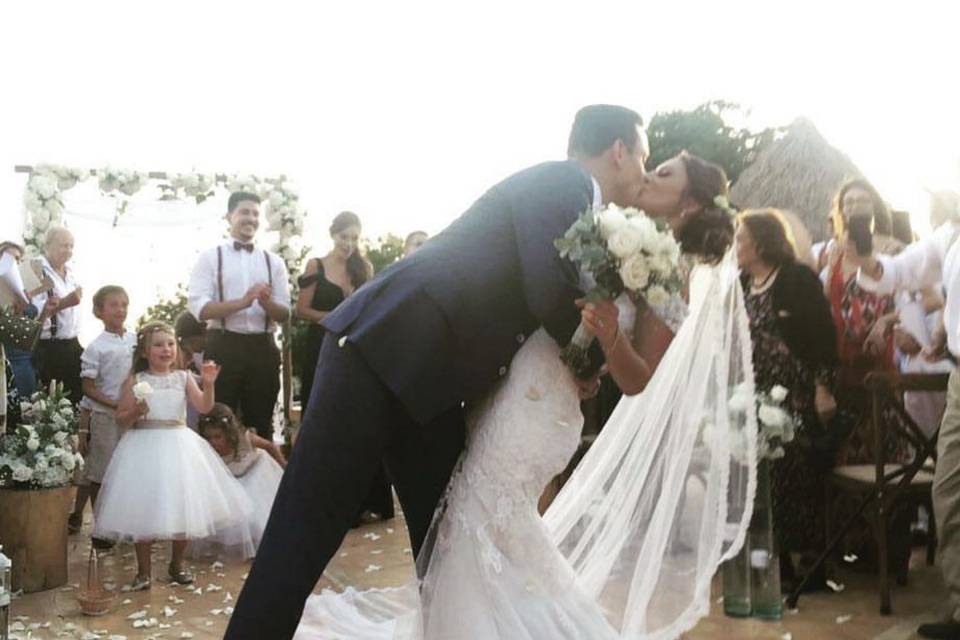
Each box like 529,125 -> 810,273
188,192 -> 290,440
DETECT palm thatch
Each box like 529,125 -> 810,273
731,118 -> 862,242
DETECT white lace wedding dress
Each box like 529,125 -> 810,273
296,255 -> 757,640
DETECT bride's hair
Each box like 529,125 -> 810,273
674,152 -> 734,262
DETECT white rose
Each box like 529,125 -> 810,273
24,190 -> 43,212
770,385 -> 788,403
54,431 -> 68,444
132,381 -> 154,401
607,226 -> 644,259
628,213 -> 657,238
269,191 -> 284,208
645,285 -> 670,309
619,255 -> 650,291
12,464 -> 33,482
282,246 -> 298,262
34,454 -> 48,470
758,404 -> 788,428
32,208 -> 51,229
31,175 -> 58,199
26,438 -> 40,451
20,401 -> 33,415
767,446 -> 786,460
62,454 -> 76,471
728,387 -> 754,413
59,398 -> 72,408
598,207 -> 628,239
74,452 -> 85,467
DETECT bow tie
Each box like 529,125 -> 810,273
233,241 -> 254,253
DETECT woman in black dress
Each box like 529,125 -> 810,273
296,211 -> 373,412
736,208 -> 839,591
296,212 -> 392,522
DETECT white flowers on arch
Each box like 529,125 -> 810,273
20,164 -> 309,288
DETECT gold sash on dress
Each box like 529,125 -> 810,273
135,419 -> 185,430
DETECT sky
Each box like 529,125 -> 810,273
1,1 -> 959,342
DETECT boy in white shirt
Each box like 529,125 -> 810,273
68,286 -> 136,544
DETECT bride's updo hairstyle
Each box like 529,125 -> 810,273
674,152 -> 735,262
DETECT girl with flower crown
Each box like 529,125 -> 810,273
93,321 -> 252,591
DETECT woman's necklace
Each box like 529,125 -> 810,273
751,266 -> 779,292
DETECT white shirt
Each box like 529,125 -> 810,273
80,329 -> 137,413
857,221 -> 960,356
30,255 -> 81,340
187,240 -> 291,334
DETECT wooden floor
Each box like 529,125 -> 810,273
8,504 -> 950,639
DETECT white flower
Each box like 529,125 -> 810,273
32,208 -> 51,229
767,445 -> 786,460
598,206 -> 628,239
758,404 -> 788,428
20,401 -> 33,415
619,255 -> 650,291
645,285 -> 670,309
12,464 -> 33,482
35,399 -> 47,412
26,438 -> 40,452
607,226 -> 644,259
132,381 -> 154,401
728,384 -> 754,413
59,398 -> 72,408
62,454 -> 76,471
770,385 -> 788,403
54,431 -> 68,444
30,175 -> 58,199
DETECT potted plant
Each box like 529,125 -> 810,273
0,381 -> 83,593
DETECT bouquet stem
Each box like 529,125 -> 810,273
560,321 -> 596,378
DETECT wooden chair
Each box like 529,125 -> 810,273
786,371 -> 947,614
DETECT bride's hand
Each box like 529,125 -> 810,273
577,299 -> 619,350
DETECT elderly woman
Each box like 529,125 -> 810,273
31,226 -> 84,406
736,208 -> 839,591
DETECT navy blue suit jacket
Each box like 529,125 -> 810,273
323,160 -> 596,424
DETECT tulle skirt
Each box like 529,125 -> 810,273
192,450 -> 283,559
94,427 -> 254,542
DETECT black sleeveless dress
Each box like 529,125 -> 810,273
297,258 -> 394,522
297,259 -> 345,414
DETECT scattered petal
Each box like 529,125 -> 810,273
362,532 -> 381,541
180,633 -> 195,639
122,598 -> 133,605
224,592 -> 234,603
843,553 -> 858,563
364,564 -> 382,573
211,561 -> 224,570
826,579 -> 845,593
339,552 -> 348,557
205,583 -> 223,592
163,606 -> 177,617
127,610 -> 147,620
210,608 -> 223,615
386,528 -> 394,534
371,549 -> 383,555
836,614 -> 853,624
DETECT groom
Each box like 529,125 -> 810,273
226,104 -> 650,639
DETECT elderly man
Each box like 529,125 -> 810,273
31,227 -> 84,406
852,191 -> 960,640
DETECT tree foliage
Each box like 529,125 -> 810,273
365,233 -> 405,274
137,283 -> 189,329
646,101 -> 781,184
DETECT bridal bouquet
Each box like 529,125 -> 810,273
555,204 -> 683,376
0,381 -> 84,488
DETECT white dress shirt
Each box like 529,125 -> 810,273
80,329 -> 136,413
857,221 -> 960,356
188,240 -> 291,334
30,255 -> 81,340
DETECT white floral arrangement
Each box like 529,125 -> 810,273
164,173 -> 217,203
132,381 -> 154,401
554,204 -> 684,375
98,166 -> 149,197
721,382 -> 797,461
22,164 -> 88,254
0,381 -> 83,489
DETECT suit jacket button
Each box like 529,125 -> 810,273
516,334 -> 525,344
498,366 -> 508,376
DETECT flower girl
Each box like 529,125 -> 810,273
195,403 -> 285,558
94,321 -> 252,590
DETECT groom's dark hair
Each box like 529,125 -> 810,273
567,105 -> 644,158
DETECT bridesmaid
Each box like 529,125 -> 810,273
296,211 -> 372,413
296,212 -> 393,523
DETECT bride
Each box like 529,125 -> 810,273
295,152 -> 758,640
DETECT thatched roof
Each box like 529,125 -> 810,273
730,118 -> 862,241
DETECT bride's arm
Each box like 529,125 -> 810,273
579,299 -> 650,395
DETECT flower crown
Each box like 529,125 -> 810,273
713,195 -> 737,218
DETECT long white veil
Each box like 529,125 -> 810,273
544,250 -> 757,638
294,249 -> 757,639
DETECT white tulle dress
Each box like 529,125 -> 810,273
194,432 -> 283,558
94,370 -> 254,542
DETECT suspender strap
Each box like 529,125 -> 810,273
264,251 -> 272,332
